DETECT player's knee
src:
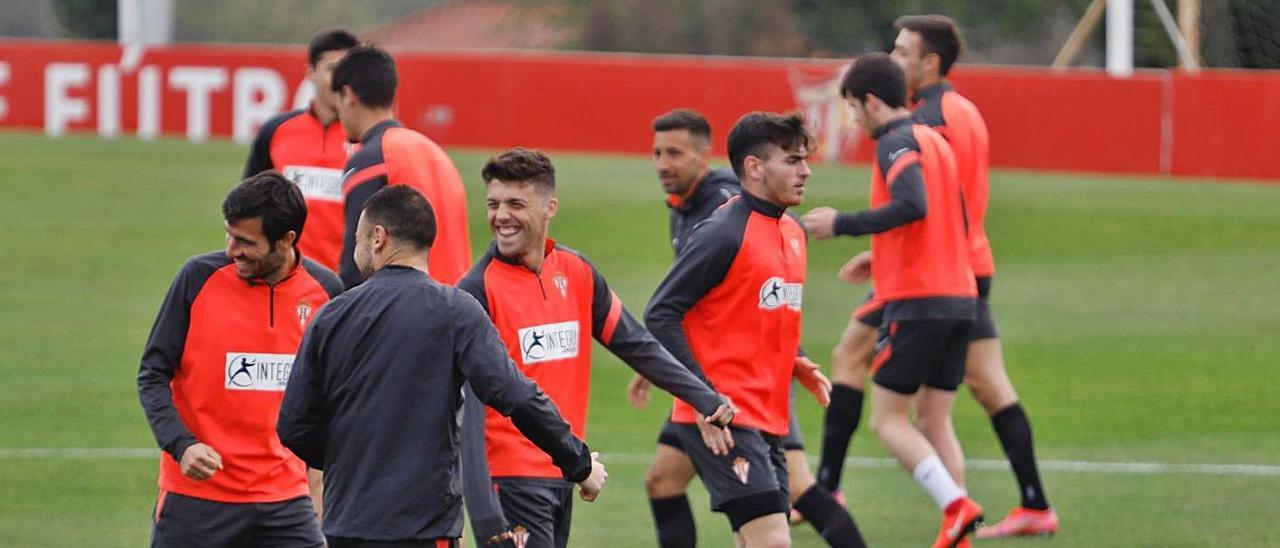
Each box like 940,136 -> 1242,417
915,413 -> 950,438
966,375 -> 1018,415
643,465 -> 684,498
867,408 -> 891,437
740,527 -> 791,548
831,359 -> 868,389
788,472 -> 814,499
758,529 -> 792,548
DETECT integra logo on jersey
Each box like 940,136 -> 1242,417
517,321 -> 580,365
758,277 -> 803,311
283,166 -> 343,202
225,352 -> 295,391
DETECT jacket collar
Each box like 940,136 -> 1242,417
360,119 -> 402,144
871,115 -> 913,140
740,189 -> 787,219
912,81 -> 952,106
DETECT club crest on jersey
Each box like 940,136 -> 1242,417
225,353 -> 294,391
296,300 -> 312,327
511,525 -> 530,548
732,457 -> 751,484
517,321 -> 580,364
553,272 -> 569,298
758,277 -> 803,311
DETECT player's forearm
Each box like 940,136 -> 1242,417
836,172 -> 927,236
136,362 -> 197,460
276,396 -> 327,470
643,307 -> 711,384
459,385 -> 509,544
610,323 -> 723,415
507,391 -> 593,482
834,200 -> 924,236
276,423 -> 326,470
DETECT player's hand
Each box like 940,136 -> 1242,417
179,442 -> 223,481
838,251 -> 873,284
705,402 -> 736,429
483,530 -> 514,546
696,402 -> 736,457
307,468 -> 324,523
577,452 -> 607,502
794,356 -> 832,407
801,207 -> 839,240
626,374 -> 651,409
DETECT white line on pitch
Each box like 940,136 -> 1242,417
2,448 -> 1277,477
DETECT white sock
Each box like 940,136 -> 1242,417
912,455 -> 965,510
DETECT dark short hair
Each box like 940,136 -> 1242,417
652,109 -> 711,142
726,111 -> 811,178
894,15 -> 964,76
362,185 -> 436,251
223,170 -> 308,246
307,28 -> 359,67
481,147 -> 556,194
841,52 -> 908,109
331,45 -> 397,108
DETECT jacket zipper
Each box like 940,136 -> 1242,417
268,285 -> 276,327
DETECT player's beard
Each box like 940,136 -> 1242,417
237,246 -> 290,282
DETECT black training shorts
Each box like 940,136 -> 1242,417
670,423 -> 790,531
151,492 -> 323,548
871,318 -> 973,394
493,477 -> 575,548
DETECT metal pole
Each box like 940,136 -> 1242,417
118,0 -> 173,45
1106,0 -> 1134,77
1149,0 -> 1200,71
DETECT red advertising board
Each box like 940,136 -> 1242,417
1,39 -> 1277,180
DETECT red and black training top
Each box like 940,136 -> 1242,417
835,116 -> 975,320
645,191 -> 807,436
912,82 -> 995,278
244,106 -> 349,271
137,251 -> 342,503
457,239 -> 724,479
339,119 -> 472,288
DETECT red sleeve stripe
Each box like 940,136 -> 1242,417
599,290 -> 624,345
342,163 -> 388,193
884,151 -> 920,187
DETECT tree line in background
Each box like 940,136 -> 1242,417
27,0 -> 1280,69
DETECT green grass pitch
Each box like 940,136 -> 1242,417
0,131 -> 1278,546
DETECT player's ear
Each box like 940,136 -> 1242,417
545,196 -> 559,219
277,230 -> 298,251
372,225 -> 388,251
743,155 -> 761,179
866,93 -> 883,112
697,140 -> 712,161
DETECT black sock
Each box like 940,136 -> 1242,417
794,485 -> 866,548
991,403 -> 1050,510
649,495 -> 696,548
816,384 -> 864,493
